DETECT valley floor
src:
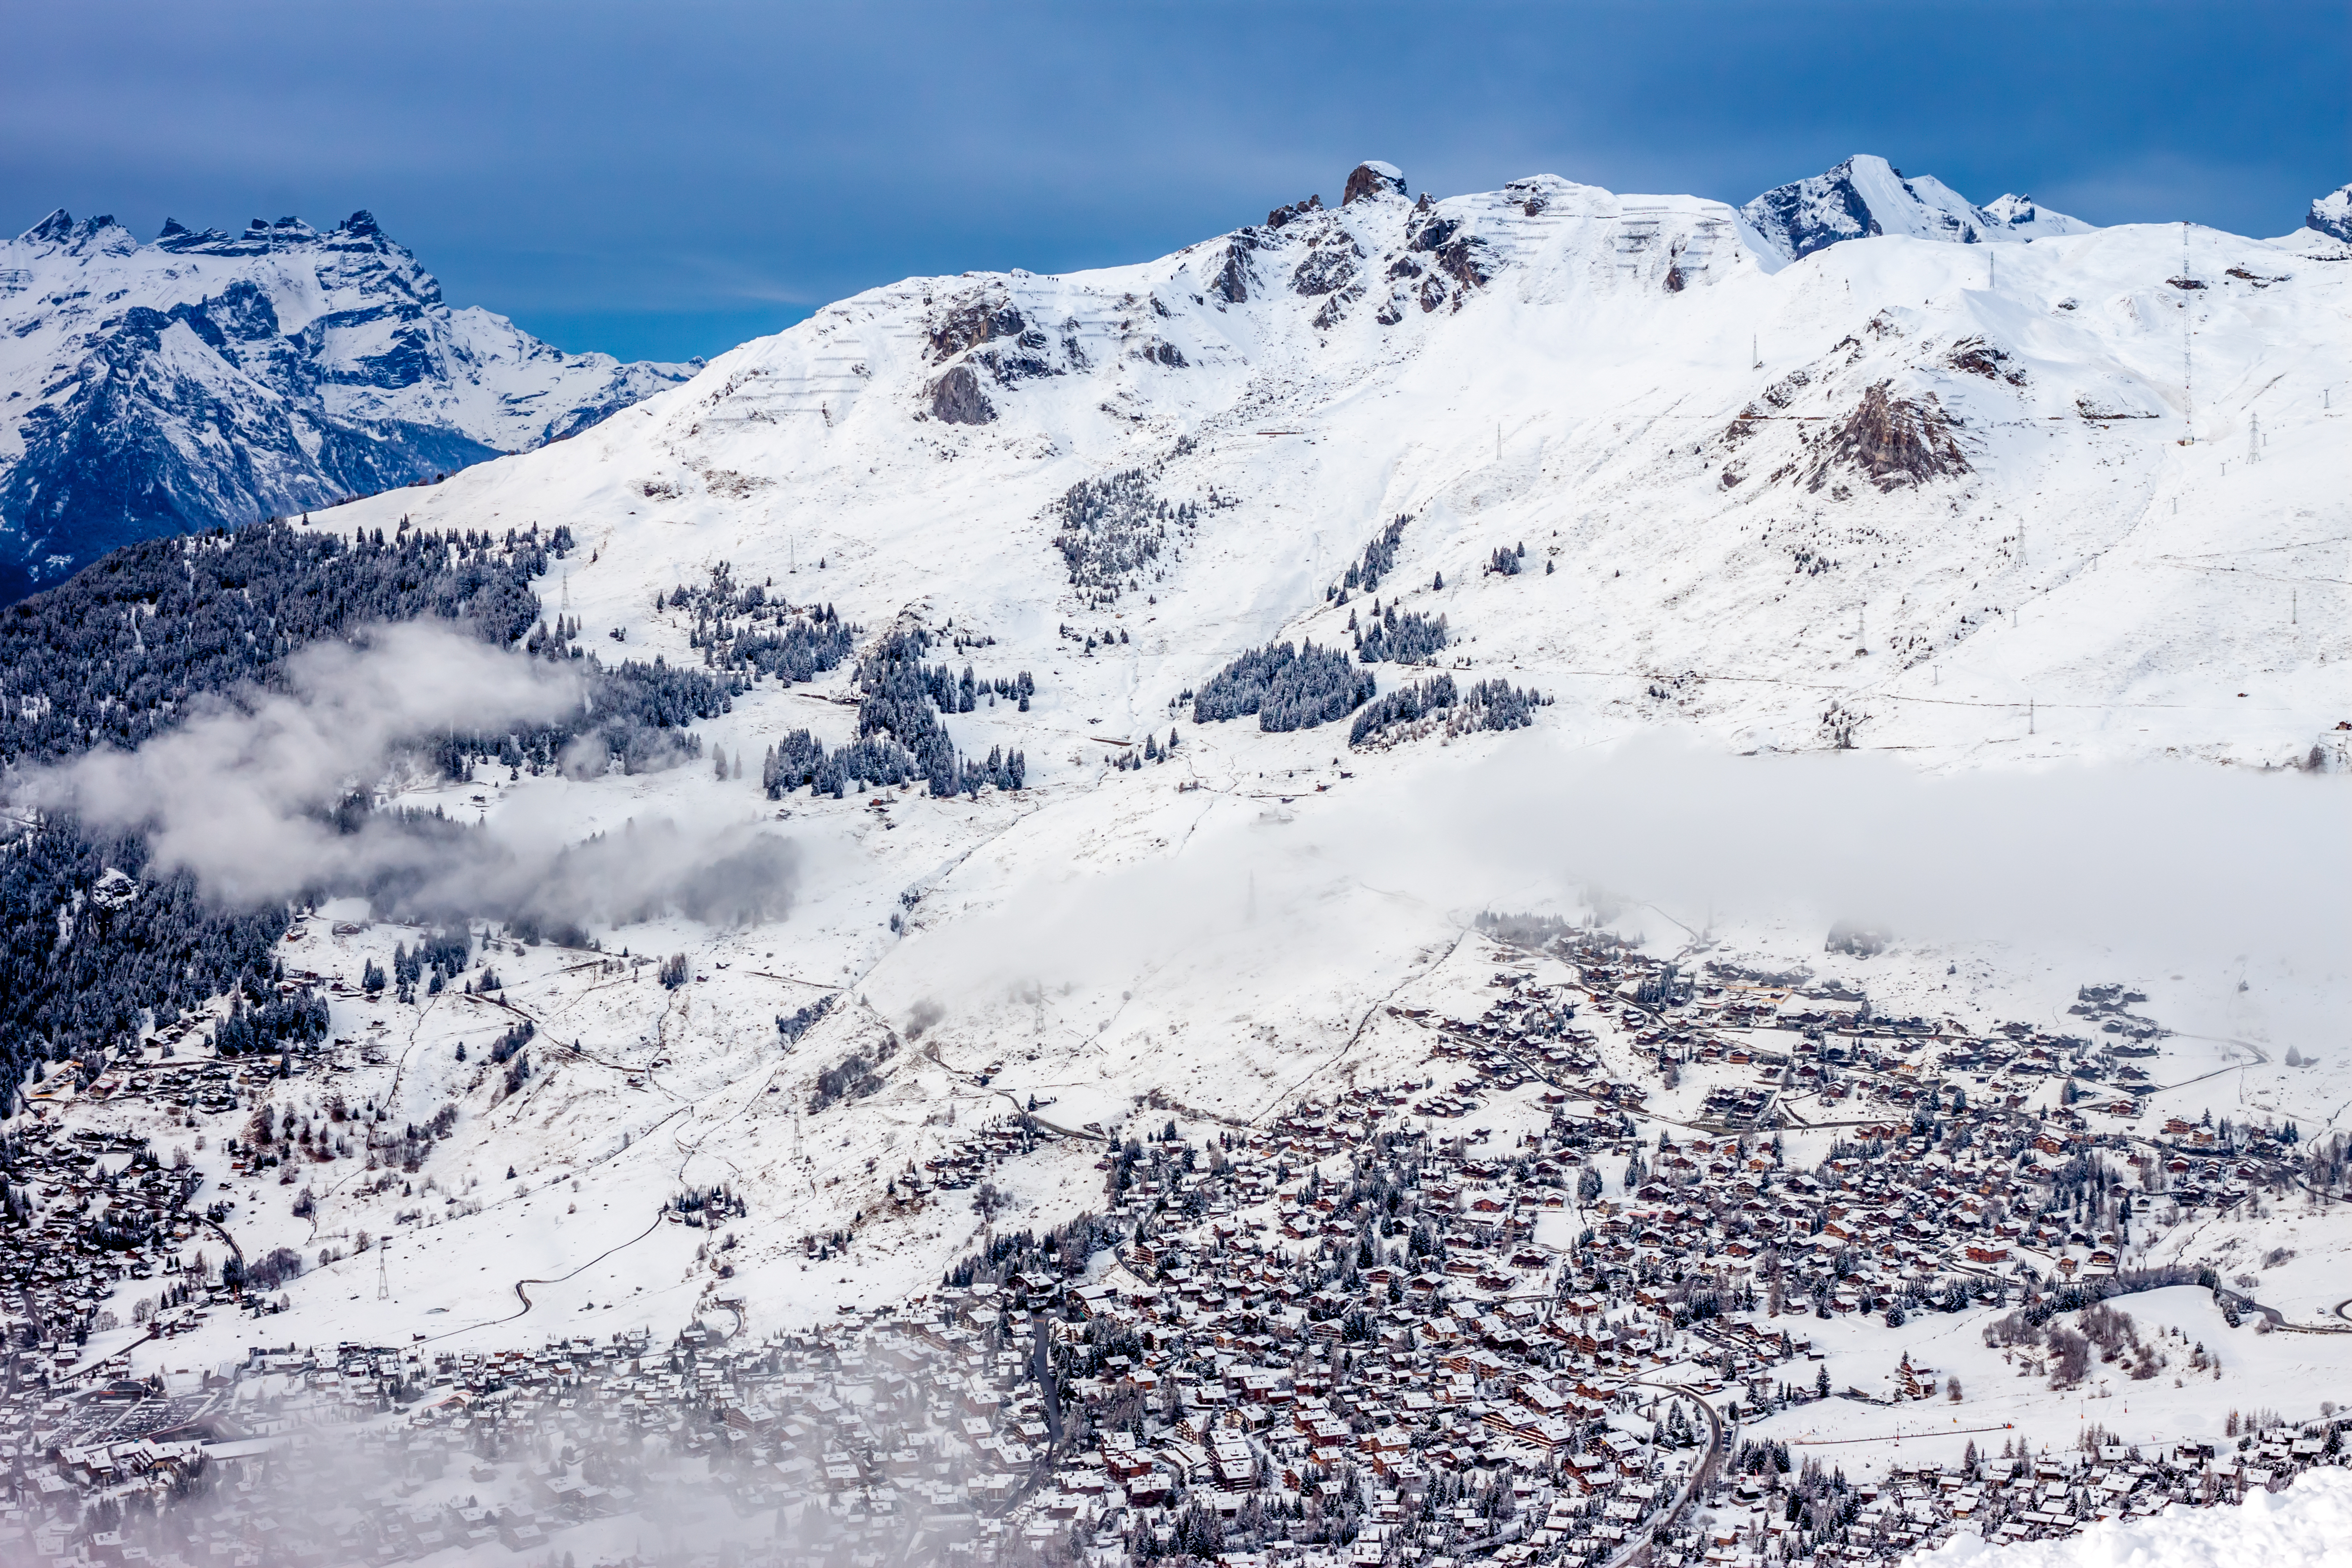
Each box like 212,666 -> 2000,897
9,869 -> 2352,1568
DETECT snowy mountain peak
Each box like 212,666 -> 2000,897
1342,159 -> 1409,204
2309,182 -> 2352,243
18,208 -> 81,245
328,150 -> 2346,795
1739,153 -> 2097,265
15,209 -> 136,257
0,206 -> 697,601
1979,190 -> 2098,239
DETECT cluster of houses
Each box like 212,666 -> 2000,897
2,937 -> 2343,1567
22,1050 -> 249,1123
5,1034 -> 2343,1568
0,1124 -> 215,1365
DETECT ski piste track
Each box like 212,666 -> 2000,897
370,860 -> 1090,1350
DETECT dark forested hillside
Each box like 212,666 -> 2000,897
0,519 -> 553,767
0,824 -> 293,1095
0,518 -> 656,1111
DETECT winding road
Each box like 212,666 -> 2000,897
1604,1380 -> 1727,1568
411,1207 -> 671,1346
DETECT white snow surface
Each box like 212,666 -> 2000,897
68,161 -> 2352,1426
1978,193 -> 2100,242
319,158 -> 2349,775
1906,1466 -> 2352,1568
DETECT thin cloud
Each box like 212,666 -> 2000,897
13,622 -> 801,931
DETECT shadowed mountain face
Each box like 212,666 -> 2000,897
1737,153 -> 2097,264
0,210 -> 697,601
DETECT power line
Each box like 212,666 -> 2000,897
2182,223 -> 2195,444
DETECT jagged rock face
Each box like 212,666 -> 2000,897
926,291 -> 1028,361
1810,381 -> 1970,492
2309,184 -> 2352,243
1208,235 -> 1256,304
1342,160 -> 1408,205
927,364 -> 995,425
0,210 -> 695,600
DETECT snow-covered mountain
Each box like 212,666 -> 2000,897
19,161 -> 2352,1547
316,156 -> 2347,775
0,209 -> 695,600
2309,181 -> 2352,242
1739,152 -> 2097,264
205,152 -> 2345,1287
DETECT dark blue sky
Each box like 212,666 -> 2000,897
5,1 -> 2342,364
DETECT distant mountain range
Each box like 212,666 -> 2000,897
8,159 -> 2345,608
1736,153 -> 2098,262
0,210 -> 694,601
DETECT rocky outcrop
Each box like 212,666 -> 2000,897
1810,381 -> 1969,492
927,364 -> 995,425
2307,184 -> 2352,243
1403,208 -> 1490,310
1343,161 -> 1408,205
1208,237 -> 1255,304
1265,195 -> 1324,229
927,293 -> 1028,361
1290,234 -> 1364,297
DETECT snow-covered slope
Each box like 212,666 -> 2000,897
47,158 -> 2352,1398
1909,1468 -> 2352,1568
322,157 -> 2350,773
1741,153 -> 2097,264
0,209 -> 695,599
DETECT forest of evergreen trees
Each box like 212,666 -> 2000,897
1348,673 -> 1547,748
1330,514 -> 1410,597
1050,468 -> 1199,610
0,520 -> 554,765
657,561 -> 858,686
0,521 -> 574,1109
0,821 -> 295,1105
0,517 -> 738,1110
1191,639 -> 1375,733
1352,601 -> 1449,665
759,627 -> 1027,799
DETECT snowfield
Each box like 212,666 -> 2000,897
18,155 -> 2352,1568
1908,1465 -> 2352,1568
81,151 -> 2352,1359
